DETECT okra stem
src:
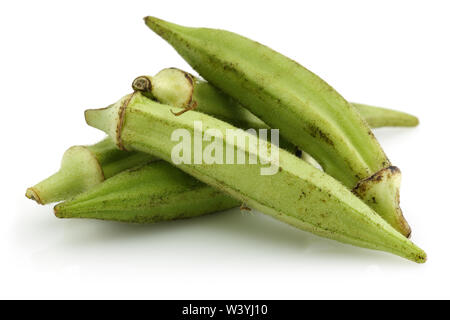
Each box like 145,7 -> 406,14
26,138 -> 157,204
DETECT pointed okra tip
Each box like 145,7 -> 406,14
144,16 -> 167,32
53,202 -> 74,219
418,251 -> 427,264
394,236 -> 427,264
410,245 -> 427,264
354,103 -> 420,128
143,16 -> 164,27
407,114 -> 420,127
353,166 -> 412,238
143,16 -> 188,37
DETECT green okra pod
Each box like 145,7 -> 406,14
54,161 -> 240,222
143,17 -> 413,237
84,91 -> 426,263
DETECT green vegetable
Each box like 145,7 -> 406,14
84,91 -> 426,263
353,103 -> 419,128
55,161 -> 239,222
143,17 -> 411,237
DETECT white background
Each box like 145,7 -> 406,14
1,0 -> 449,299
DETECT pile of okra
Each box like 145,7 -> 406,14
26,17 -> 426,263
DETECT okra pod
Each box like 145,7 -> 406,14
54,161 -> 240,222
85,92 -> 426,263
143,17 -> 412,237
